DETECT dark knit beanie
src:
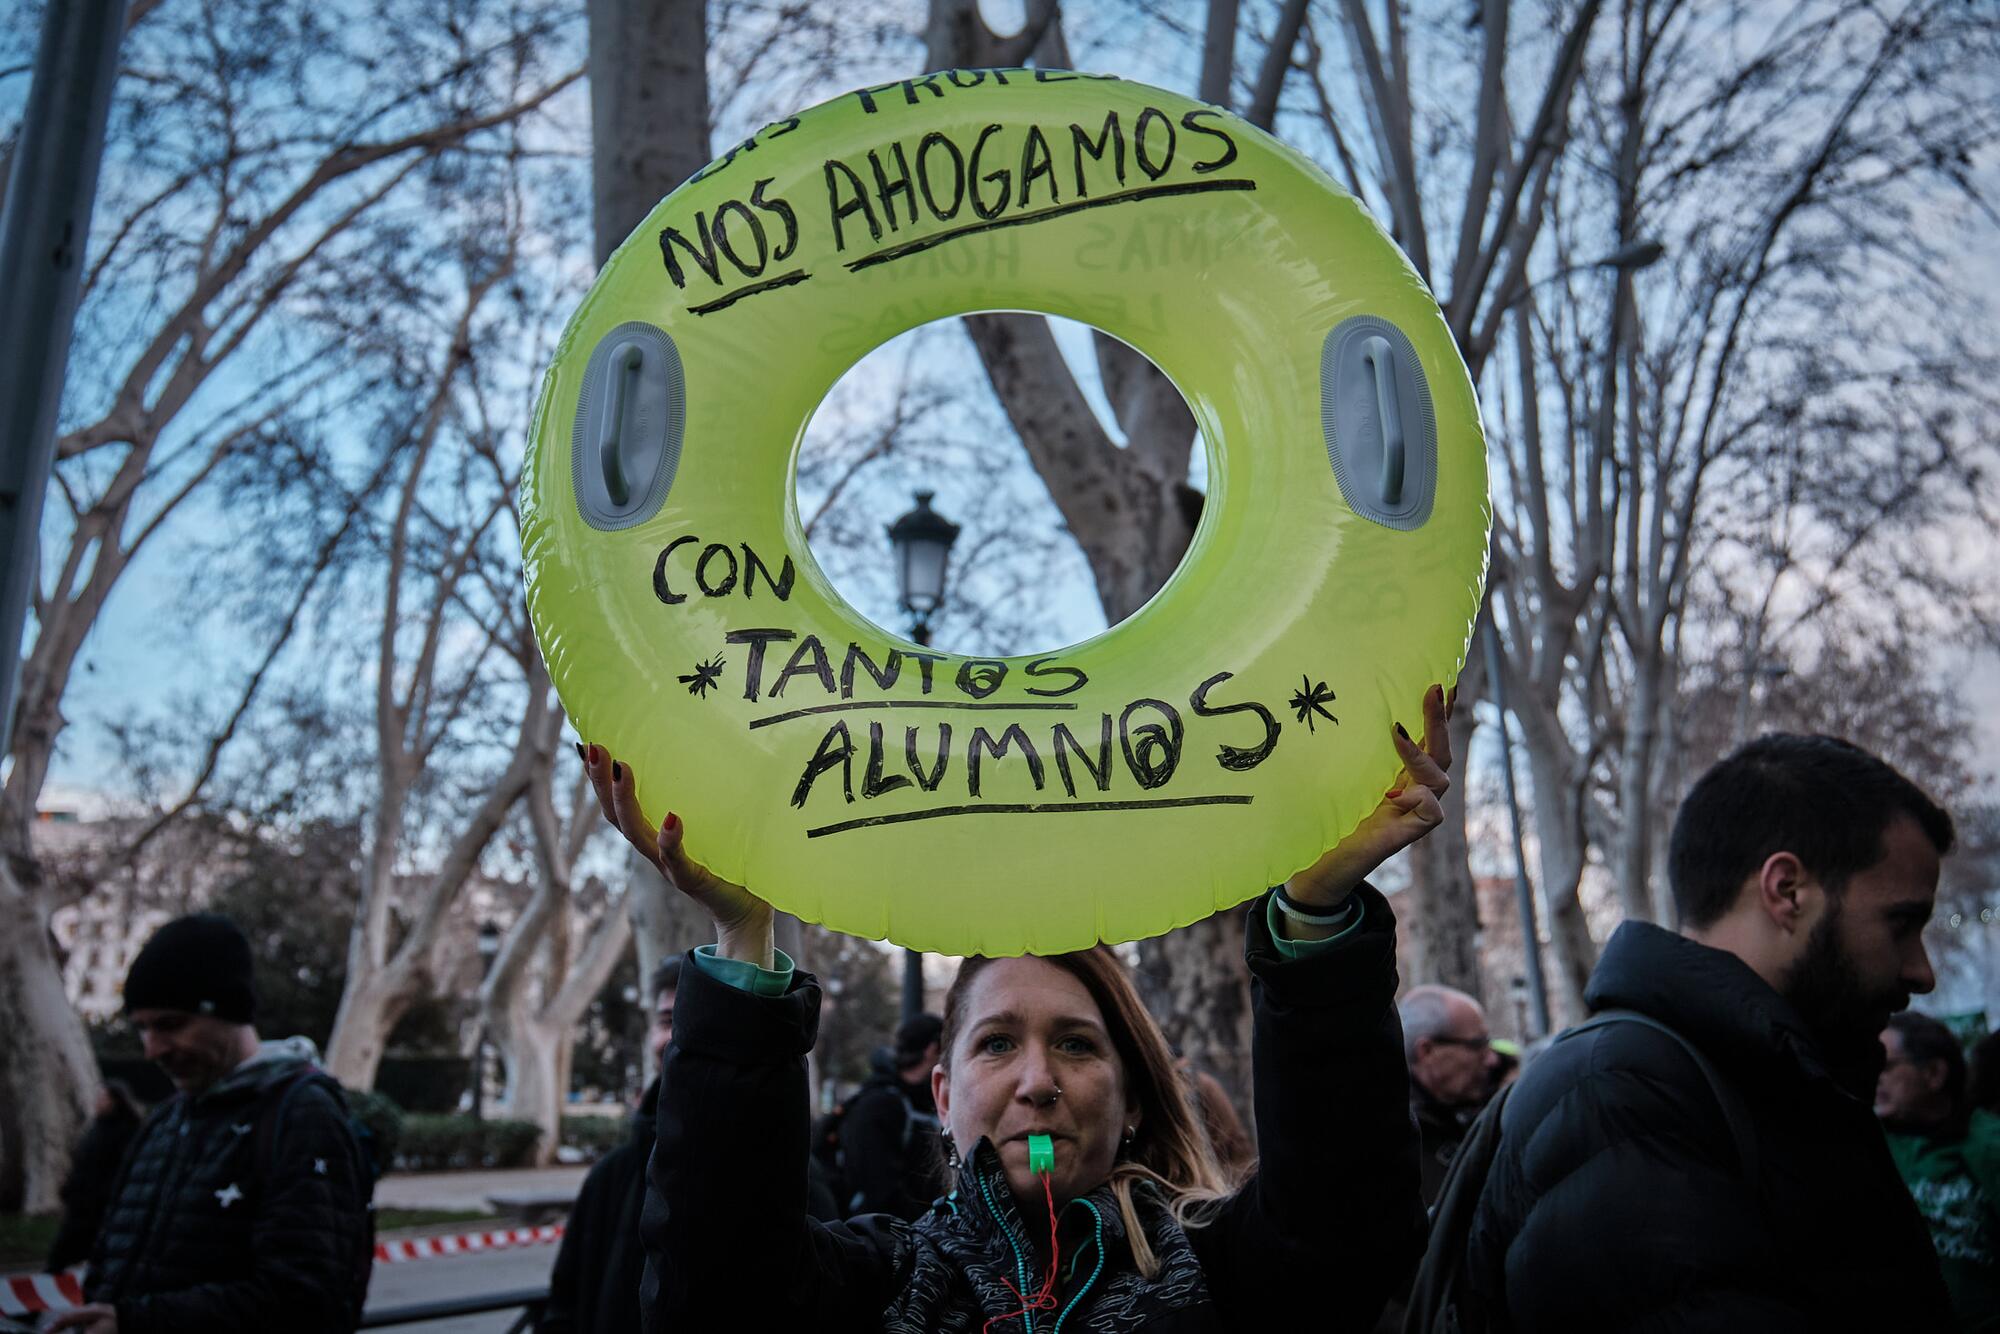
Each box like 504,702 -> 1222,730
123,913 -> 256,1023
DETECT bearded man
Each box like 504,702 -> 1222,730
1462,733 -> 1954,1331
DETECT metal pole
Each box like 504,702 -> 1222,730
900,618 -> 933,1023
0,0 -> 128,754
1484,615 -> 1551,1038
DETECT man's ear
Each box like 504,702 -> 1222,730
1755,851 -> 1816,933
1923,1059 -> 1952,1097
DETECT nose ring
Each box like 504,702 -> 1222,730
1040,1084 -> 1063,1107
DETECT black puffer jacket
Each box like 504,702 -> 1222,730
1465,921 -> 1952,1332
838,1068 -> 943,1220
86,1040 -> 372,1334
47,1102 -> 143,1271
541,1079 -> 658,1334
643,886 -> 1423,1332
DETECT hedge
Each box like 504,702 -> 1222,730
560,1115 -> 629,1159
395,1114 -> 542,1171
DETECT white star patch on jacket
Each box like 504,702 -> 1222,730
215,1182 -> 244,1208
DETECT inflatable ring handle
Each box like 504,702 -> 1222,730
1361,334 -> 1405,507
599,342 -> 644,508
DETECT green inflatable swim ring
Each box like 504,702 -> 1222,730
522,69 -> 1490,956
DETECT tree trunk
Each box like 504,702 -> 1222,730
323,964 -> 422,1090
1134,909 -> 1253,1132
588,0 -> 710,268
0,858 -> 98,1213
1518,736 -> 1593,1023
1398,650 -> 1486,995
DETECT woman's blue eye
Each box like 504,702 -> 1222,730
1057,1035 -> 1096,1055
980,1034 -> 1014,1055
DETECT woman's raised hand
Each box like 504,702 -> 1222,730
580,743 -> 775,966
1285,683 -> 1455,911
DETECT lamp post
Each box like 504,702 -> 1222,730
1486,236 -> 1665,1040
886,491 -> 961,1023
471,920 -> 502,1122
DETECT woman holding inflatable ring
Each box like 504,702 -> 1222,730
584,682 -> 1454,1333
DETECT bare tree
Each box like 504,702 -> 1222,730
1483,0 -> 2000,1016
481,759 -> 632,1162
0,0 -> 579,1212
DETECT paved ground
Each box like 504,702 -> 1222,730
374,1166 -> 587,1214
366,1244 -> 560,1333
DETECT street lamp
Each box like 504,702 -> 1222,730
887,490 -> 960,1021
886,490 -> 961,650
471,919 -> 501,1122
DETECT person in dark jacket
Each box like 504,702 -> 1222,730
837,1012 -> 944,1218
580,683 -> 1453,1332
1463,733 -> 1956,1331
1877,1011 -> 2000,1331
50,914 -> 371,1334
1397,984 -> 1499,1205
539,957 -> 681,1334
46,1081 -> 144,1273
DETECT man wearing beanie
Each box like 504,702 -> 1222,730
49,915 -> 372,1334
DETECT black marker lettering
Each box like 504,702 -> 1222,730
740,545 -> 795,600
724,628 -> 795,700
1023,656 -> 1088,698
1071,114 -> 1126,197
906,724 -> 952,790
916,132 -> 967,219
658,216 -> 721,288
969,724 -> 1045,797
694,543 -> 739,596
1017,125 -> 1059,208
1053,717 -> 1114,796
711,200 -> 767,276
1133,107 -> 1176,180
651,535 -> 697,605
968,124 -> 1011,221
791,721 -> 855,807
769,634 -> 835,698
905,650 -> 946,694
868,143 -> 918,231
1190,671 -> 1280,771
1179,109 -> 1239,173
862,721 -> 913,798
955,659 -> 1008,700
840,643 -> 903,698
853,81 -> 898,114
750,179 -> 798,262
901,74 -> 947,105
824,158 -> 882,250
1119,698 -> 1184,790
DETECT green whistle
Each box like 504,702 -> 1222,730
1028,1133 -> 1055,1175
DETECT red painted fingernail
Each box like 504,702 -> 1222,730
1385,788 -> 1404,799
664,812 -> 680,833
1394,722 -> 1411,741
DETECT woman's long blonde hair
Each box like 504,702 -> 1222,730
939,948 -> 1238,1278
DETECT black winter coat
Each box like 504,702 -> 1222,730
86,1042 -> 372,1334
839,1071 -> 943,1220
1465,921 -> 1952,1332
642,886 -> 1423,1333
541,1080 -> 658,1334
47,1103 -> 142,1272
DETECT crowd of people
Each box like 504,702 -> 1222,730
25,695 -> 2000,1331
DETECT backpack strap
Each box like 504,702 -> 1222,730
1567,1009 -> 1760,1183
1401,1010 -> 1761,1334
1401,1079 -> 1516,1334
